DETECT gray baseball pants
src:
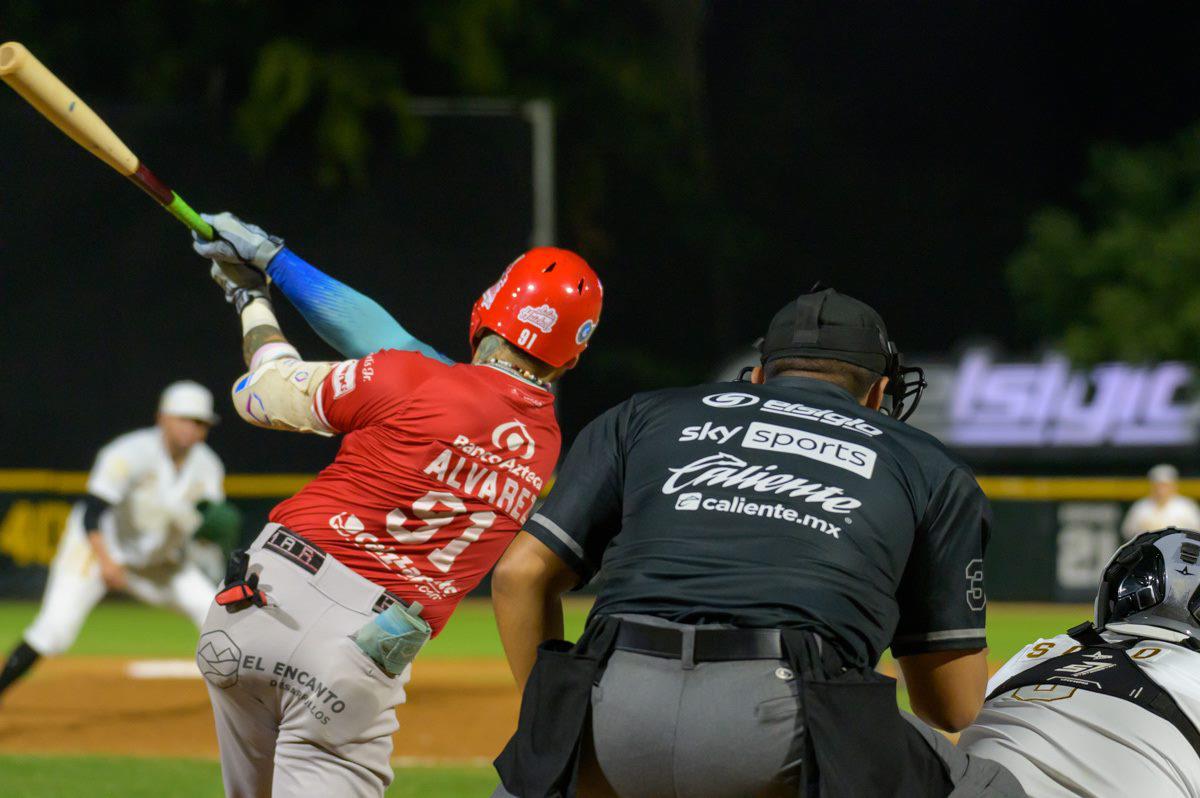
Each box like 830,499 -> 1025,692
493,614 -> 803,798
197,525 -> 410,798
493,614 -> 1026,798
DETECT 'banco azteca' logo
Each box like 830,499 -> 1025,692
702,392 -> 759,409
197,630 -> 241,689
493,419 -> 536,460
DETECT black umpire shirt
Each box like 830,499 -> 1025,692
525,377 -> 990,667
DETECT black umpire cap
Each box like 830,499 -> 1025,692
756,287 -> 927,420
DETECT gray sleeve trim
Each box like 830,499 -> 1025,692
892,628 -> 986,645
529,513 -> 585,560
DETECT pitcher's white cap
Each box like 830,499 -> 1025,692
159,380 -> 219,424
1149,464 -> 1180,484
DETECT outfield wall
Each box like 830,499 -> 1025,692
0,471 -> 1176,602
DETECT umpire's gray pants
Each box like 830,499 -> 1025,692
589,647 -> 803,797
904,716 -> 1028,798
493,614 -> 1027,798
493,614 -> 803,798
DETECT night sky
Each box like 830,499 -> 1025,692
701,2 -> 1200,355
5,4 -> 1200,469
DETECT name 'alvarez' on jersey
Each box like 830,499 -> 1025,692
270,349 -> 561,635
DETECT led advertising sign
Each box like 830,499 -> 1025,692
910,347 -> 1200,458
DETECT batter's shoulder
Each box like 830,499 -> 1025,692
369,348 -> 452,371
351,348 -> 454,395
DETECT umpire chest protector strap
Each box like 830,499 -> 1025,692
989,623 -> 1200,760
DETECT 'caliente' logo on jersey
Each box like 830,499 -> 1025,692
661,452 -> 862,515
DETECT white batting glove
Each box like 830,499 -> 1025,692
192,211 -> 284,270
211,261 -> 269,314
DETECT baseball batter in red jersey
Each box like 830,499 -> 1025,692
189,212 -> 602,798
270,347 -> 560,635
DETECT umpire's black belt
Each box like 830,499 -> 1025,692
616,621 -> 785,662
613,618 -> 850,676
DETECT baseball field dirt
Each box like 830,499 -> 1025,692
0,599 -> 1093,797
0,655 -> 518,761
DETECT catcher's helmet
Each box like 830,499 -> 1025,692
469,247 -> 603,369
1095,527 -> 1200,646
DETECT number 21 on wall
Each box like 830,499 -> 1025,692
385,491 -> 497,573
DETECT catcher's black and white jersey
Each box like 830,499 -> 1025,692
961,629 -> 1200,798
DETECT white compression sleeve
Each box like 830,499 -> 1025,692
240,298 -> 300,370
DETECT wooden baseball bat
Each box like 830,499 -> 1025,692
0,41 -> 214,239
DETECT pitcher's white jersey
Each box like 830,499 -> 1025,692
83,427 -> 225,568
961,628 -> 1200,798
1122,495 -> 1200,540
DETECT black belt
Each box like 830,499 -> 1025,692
262,526 -> 404,614
615,620 -> 786,662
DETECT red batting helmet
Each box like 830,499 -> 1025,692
469,248 -> 602,369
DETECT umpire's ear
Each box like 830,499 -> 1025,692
864,376 -> 889,411
749,366 -> 765,385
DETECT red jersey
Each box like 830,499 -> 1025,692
270,350 -> 560,635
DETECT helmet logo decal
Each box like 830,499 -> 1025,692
480,261 -> 519,310
492,420 -> 536,460
517,304 -> 558,334
576,319 -> 596,345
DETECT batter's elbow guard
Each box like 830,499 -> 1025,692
230,358 -> 335,436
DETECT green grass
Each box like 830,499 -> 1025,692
0,598 -> 1085,662
983,602 -> 1091,657
0,600 -> 203,657
886,602 -> 1090,713
0,754 -> 494,798
875,601 -> 1090,672
0,600 -> 1092,796
0,754 -> 223,798
424,597 -> 591,659
0,597 -> 594,659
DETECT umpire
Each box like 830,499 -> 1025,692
491,288 -> 1015,798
